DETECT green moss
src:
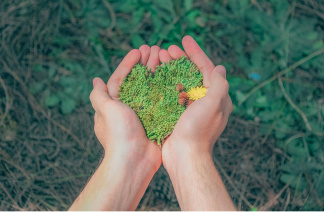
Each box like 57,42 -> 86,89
118,56 -> 203,146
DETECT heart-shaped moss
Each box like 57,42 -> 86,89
118,56 -> 206,146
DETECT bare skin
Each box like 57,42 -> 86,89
69,46 -> 162,211
69,36 -> 236,211
160,36 -> 236,211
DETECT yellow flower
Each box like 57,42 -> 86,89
187,86 -> 207,101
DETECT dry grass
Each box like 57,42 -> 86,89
1,0 -> 324,210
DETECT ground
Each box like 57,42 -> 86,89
0,0 -> 324,210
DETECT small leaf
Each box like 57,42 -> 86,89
313,40 -> 324,50
118,1 -> 138,12
33,64 -> 44,72
250,207 -> 258,211
255,95 -> 267,107
258,110 -> 277,122
280,174 -> 307,190
287,139 -> 308,159
315,172 -> 324,197
309,121 -> 323,132
279,162 -> 303,175
305,32 -> 318,40
131,7 -> 144,27
29,82 -> 45,94
238,55 -> 249,69
61,98 -> 77,114
151,15 -> 163,32
308,139 -> 320,155
79,82 -> 91,104
239,0 -> 250,8
48,64 -> 57,79
251,48 -> 263,69
45,94 -> 60,107
275,121 -> 290,139
275,130 -> 286,139
184,0 -> 193,12
53,36 -> 73,45
59,77 -> 76,87
148,33 -> 159,46
235,90 -> 245,103
131,34 -> 145,49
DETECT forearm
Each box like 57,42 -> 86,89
69,152 -> 156,211
164,147 -> 236,211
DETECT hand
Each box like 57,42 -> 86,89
69,46 -> 164,211
160,35 -> 233,163
158,35 -> 236,211
91,46 -> 162,169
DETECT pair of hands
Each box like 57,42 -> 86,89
69,35 -> 235,211
90,35 -> 233,175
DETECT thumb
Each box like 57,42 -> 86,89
205,65 -> 229,102
90,77 -> 113,112
214,65 -> 226,78
93,77 -> 108,92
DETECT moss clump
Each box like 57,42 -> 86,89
118,56 -> 203,146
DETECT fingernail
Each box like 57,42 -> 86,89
216,66 -> 226,78
93,78 -> 98,87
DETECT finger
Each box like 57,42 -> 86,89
146,45 -> 160,72
215,65 -> 226,78
167,45 -> 187,59
182,35 -> 215,88
205,66 -> 229,104
159,49 -> 173,64
90,77 -> 113,113
94,112 -> 98,123
224,94 -> 233,117
139,45 -> 150,65
107,49 -> 141,100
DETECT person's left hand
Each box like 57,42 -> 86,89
158,35 -> 232,165
90,45 -> 162,171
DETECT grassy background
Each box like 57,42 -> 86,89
1,0 -> 324,210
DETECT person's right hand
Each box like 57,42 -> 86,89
70,45 -> 163,211
160,35 -> 233,164
90,45 -> 162,173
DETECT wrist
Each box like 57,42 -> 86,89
163,146 -> 236,211
101,151 -> 158,184
162,137 -> 213,172
163,145 -> 213,179
103,139 -> 161,173
98,148 -> 159,210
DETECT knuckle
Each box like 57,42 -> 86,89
94,113 -> 98,122
94,99 -> 112,115
221,78 -> 230,90
102,100 -> 111,111
89,90 -> 96,103
204,97 -> 215,107
102,99 -> 118,113
93,114 -> 99,132
229,99 -> 234,113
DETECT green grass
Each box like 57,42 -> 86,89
119,57 -> 203,145
1,0 -> 324,210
